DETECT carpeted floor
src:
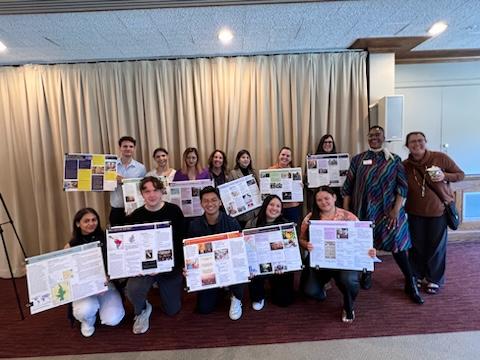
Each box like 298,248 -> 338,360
1,241 -> 479,358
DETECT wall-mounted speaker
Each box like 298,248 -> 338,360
369,95 -> 404,142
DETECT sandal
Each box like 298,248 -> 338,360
426,282 -> 439,294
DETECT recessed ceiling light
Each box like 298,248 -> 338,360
0,40 -> 7,52
218,28 -> 234,44
428,21 -> 448,36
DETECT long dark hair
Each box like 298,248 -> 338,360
208,149 -> 228,173
234,149 -> 254,171
256,195 -> 285,227
311,186 -> 337,220
70,208 -> 103,245
315,134 -> 337,154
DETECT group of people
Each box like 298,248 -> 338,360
68,127 -> 464,336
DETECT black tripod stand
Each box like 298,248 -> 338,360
0,192 -> 27,320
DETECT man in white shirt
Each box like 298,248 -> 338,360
109,136 -> 146,226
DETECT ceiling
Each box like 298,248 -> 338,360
0,0 -> 479,65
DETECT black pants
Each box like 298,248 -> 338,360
408,214 -> 448,285
249,272 -> 295,307
196,284 -> 245,314
313,269 -> 359,312
109,207 -> 126,227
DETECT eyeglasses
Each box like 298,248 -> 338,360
323,141 -> 333,144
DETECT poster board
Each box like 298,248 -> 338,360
309,220 -> 374,271
306,153 -> 350,188
218,174 -> 262,217
106,222 -> 174,279
169,179 -> 214,217
63,153 -> 117,191
183,231 -> 250,292
243,222 -> 302,276
258,167 -> 304,202
25,242 -> 107,314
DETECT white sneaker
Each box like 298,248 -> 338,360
80,322 -> 95,337
229,296 -> 242,320
133,300 -> 152,334
252,299 -> 265,311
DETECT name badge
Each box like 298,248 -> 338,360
363,159 -> 373,165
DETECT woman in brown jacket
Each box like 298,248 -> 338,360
403,131 -> 464,295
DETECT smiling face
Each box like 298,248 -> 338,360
278,148 -> 292,167
140,181 -> 163,209
406,133 -> 427,159
154,150 -> 168,168
212,151 -> 224,169
322,137 -> 334,153
238,153 -> 251,168
119,140 -> 135,159
76,212 -> 98,236
265,197 -> 282,222
316,190 -> 336,215
185,151 -> 198,169
201,192 -> 222,217
367,127 -> 385,150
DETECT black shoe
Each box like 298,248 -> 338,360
360,270 -> 372,290
405,277 -> 424,305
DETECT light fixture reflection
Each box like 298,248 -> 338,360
218,28 -> 234,44
0,41 -> 7,52
428,21 -> 448,36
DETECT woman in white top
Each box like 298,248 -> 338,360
146,147 -> 176,182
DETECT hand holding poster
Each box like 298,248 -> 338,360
107,222 -> 174,279
64,153 -> 118,191
309,220 -> 374,271
259,167 -> 303,202
243,223 -> 302,276
218,174 -> 262,217
122,176 -> 170,215
306,153 -> 350,188
183,231 -> 250,292
26,242 -> 108,314
169,179 -> 214,217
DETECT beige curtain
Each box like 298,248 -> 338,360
0,52 -> 368,277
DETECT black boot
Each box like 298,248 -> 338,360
360,269 -> 372,290
405,277 -> 424,305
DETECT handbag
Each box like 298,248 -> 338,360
423,177 -> 460,231
443,200 -> 460,230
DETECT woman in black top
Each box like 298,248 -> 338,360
67,208 -> 125,337
245,195 -> 295,310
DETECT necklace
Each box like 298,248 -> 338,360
412,167 -> 426,198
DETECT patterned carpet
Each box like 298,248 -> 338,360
1,241 -> 479,358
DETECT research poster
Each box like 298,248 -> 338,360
218,175 -> 262,217
258,167 -> 304,202
306,153 -> 350,188
183,231 -> 250,292
63,153 -> 117,191
106,222 -> 174,279
26,242 -> 108,314
169,179 -> 214,217
309,220 -> 374,271
243,222 -> 302,276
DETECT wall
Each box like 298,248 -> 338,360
395,61 -> 480,174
